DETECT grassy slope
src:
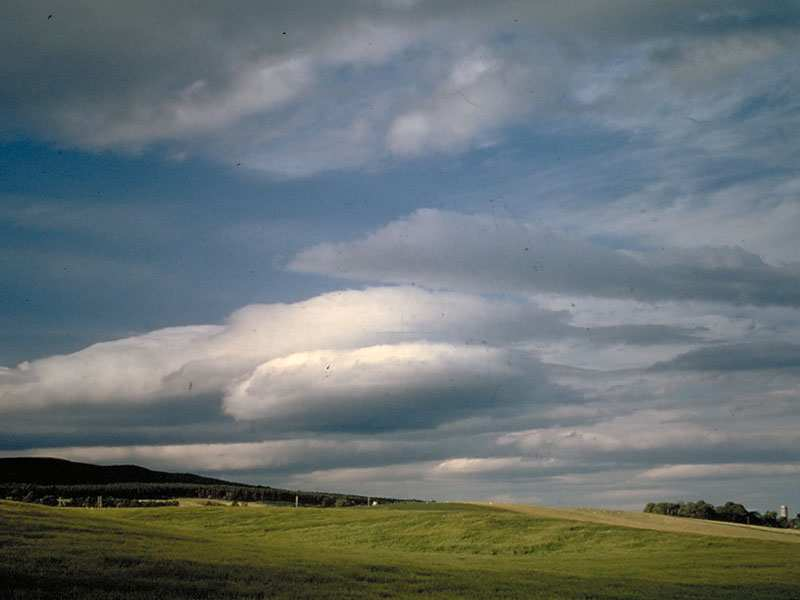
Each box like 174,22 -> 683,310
486,503 -> 800,544
1,500 -> 798,599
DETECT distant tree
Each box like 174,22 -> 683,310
677,500 -> 716,520
715,502 -> 749,523
763,511 -> 779,527
644,500 -> 790,530
647,502 -> 681,516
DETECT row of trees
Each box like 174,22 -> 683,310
644,500 -> 800,529
29,494 -> 178,508
2,482 -> 411,508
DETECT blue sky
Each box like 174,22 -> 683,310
1,1 -> 800,512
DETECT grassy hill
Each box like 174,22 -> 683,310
1,499 -> 798,599
487,503 -> 800,544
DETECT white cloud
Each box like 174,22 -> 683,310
433,456 -> 561,477
223,343 -> 529,426
0,325 -> 222,410
0,286 -> 565,423
387,49 -> 537,156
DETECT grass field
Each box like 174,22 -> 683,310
1,499 -> 798,599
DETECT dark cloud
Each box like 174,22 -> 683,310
575,324 -> 707,346
653,342 -> 800,371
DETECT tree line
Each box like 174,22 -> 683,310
1,482 -> 414,508
644,500 -> 799,529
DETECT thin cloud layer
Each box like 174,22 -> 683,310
3,2 -> 799,176
290,209 -> 800,306
640,463 -> 800,481
499,410 -> 800,465
653,342 -> 800,371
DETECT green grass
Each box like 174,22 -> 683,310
1,500 -> 798,599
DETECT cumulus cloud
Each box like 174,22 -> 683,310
290,209 -> 800,306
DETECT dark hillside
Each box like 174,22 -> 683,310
0,457 -> 238,486
0,457 -> 412,507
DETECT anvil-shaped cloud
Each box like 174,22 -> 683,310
0,287 -> 573,430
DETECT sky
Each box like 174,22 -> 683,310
1,1 -> 799,512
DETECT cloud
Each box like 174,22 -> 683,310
3,0 -> 800,510
3,2 -> 798,176
653,342 -> 800,371
290,209 -> 800,306
284,463 -> 431,487
640,463 -> 800,481
498,410 -> 800,464
223,343 -> 551,430
1,275 -> 715,420
77,57 -> 313,148
0,2 -> 481,175
0,439 -> 393,473
386,48 -> 544,156
559,176 -> 800,264
0,286 -> 574,430
0,325 -> 222,410
572,324 -> 706,346
433,456 -> 562,478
